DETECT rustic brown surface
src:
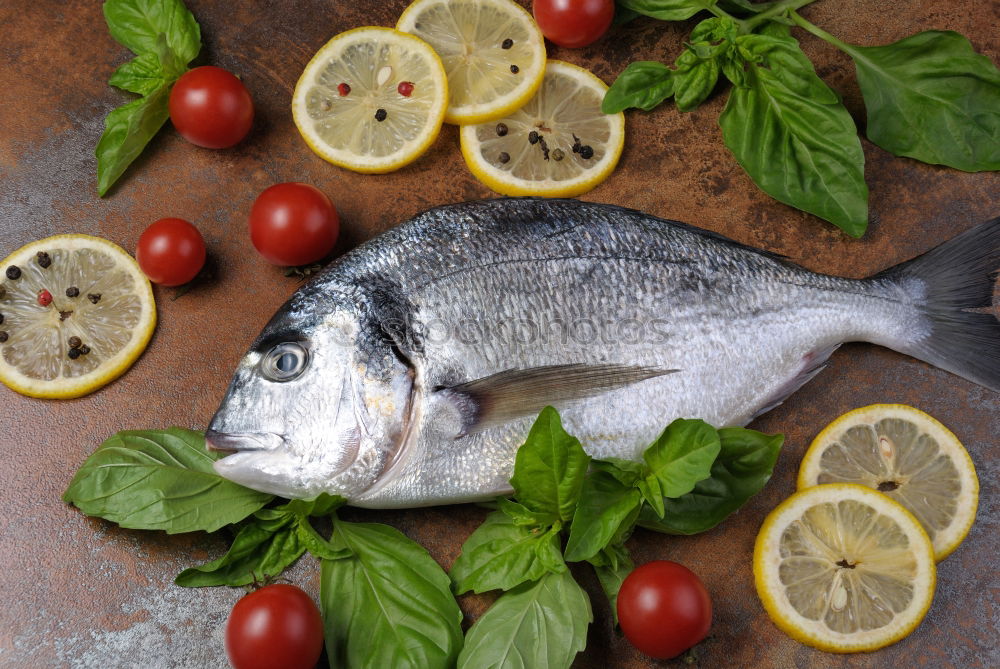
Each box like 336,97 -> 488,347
0,0 -> 998,667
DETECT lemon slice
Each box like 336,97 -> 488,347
0,235 -> 156,399
798,404 -> 978,561
292,27 -> 448,173
459,60 -> 625,197
397,0 -> 545,124
754,484 -> 936,653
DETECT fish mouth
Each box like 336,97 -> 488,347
205,430 -> 285,453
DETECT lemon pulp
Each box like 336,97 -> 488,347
0,235 -> 155,398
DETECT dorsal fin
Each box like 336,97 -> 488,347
436,363 -> 678,437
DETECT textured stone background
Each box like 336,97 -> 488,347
0,1 -> 997,667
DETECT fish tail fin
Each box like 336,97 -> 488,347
873,216 -> 1000,391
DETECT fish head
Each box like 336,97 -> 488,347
206,293 -> 413,500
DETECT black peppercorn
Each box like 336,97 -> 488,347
498,152 -> 510,163
528,131 -> 539,145
501,38 -> 513,49
6,266 -> 21,280
68,336 -> 82,349
80,345 -> 91,355
0,332 -> 7,343
68,348 -> 81,360
66,286 -> 79,298
579,145 -> 594,159
496,123 -> 508,137
36,251 -> 51,268
374,108 -> 388,122
510,64 -> 519,74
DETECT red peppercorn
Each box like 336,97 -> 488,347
37,289 -> 53,307
337,82 -> 351,96
397,81 -> 414,97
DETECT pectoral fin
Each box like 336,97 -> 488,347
436,363 -> 677,437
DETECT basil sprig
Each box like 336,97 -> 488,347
450,408 -> 783,668
66,410 -> 781,668
174,494 -> 350,587
65,427 -> 463,669
719,26 -> 868,237
96,0 -> 202,196
606,0 -> 1000,236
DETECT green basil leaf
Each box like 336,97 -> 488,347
719,32 -> 868,236
690,16 -> 739,44
673,46 -> 721,112
721,51 -> 748,87
174,510 -> 305,587
509,406 -> 591,524
758,19 -> 792,38
564,471 -> 642,562
639,427 -> 783,534
457,569 -> 592,669
109,33 -> 186,95
63,427 -> 273,533
722,20 -> 788,87
109,51 -> 166,95
586,539 -> 629,571
589,543 -> 633,625
636,475 -> 666,517
451,511 -> 565,595
719,0 -> 772,13
643,418 -> 720,499
603,61 -> 674,113
95,84 -> 171,196
842,31 -> 1000,172
497,497 -> 557,528
619,0 -> 709,22
103,0 -> 201,65
278,493 -> 347,517
593,457 -> 646,486
535,527 -> 567,573
296,515 -> 352,561
321,520 -> 463,669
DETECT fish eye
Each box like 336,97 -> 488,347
261,342 -> 309,381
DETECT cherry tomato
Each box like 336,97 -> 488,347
225,584 -> 324,669
249,183 -> 339,266
168,66 -> 254,149
135,218 -> 206,286
532,0 -> 614,49
617,560 -> 712,659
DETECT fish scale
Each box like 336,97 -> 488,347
206,198 -> 1000,508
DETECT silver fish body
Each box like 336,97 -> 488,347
207,198 -> 1000,507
